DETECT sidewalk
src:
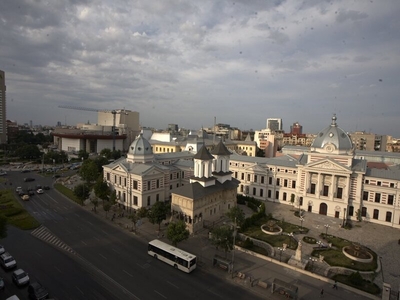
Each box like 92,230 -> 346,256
80,197 -> 385,300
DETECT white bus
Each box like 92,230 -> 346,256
148,239 -> 197,273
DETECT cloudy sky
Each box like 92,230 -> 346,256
1,0 -> 399,136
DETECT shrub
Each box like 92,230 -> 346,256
243,238 -> 254,249
3,207 -> 24,217
349,272 -> 365,286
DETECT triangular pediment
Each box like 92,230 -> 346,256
305,158 -> 351,173
244,164 -> 268,174
111,164 -> 128,173
141,165 -> 164,176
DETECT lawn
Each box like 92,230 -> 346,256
54,183 -> 83,205
0,189 -> 40,230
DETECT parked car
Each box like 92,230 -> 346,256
28,190 -> 35,196
36,189 -> 44,194
0,171 -> 7,176
15,187 -> 23,193
28,281 -> 49,300
21,194 -> 30,201
24,178 -> 35,182
43,186 -> 50,190
0,245 -> 5,255
21,170 -> 31,173
12,269 -> 29,286
0,252 -> 17,269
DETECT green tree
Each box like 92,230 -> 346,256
109,190 -> 117,205
15,144 -> 41,159
79,159 -> 100,183
167,220 -> 190,246
94,177 -> 110,202
226,206 -> 245,227
100,148 -> 112,159
91,197 -> 99,212
210,226 -> 234,258
128,213 -> 139,232
94,156 -> 110,172
136,207 -> 148,219
147,201 -> 168,231
73,183 -> 90,203
78,150 -> 89,160
0,214 -> 7,238
103,202 -> 112,218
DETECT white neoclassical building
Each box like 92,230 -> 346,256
229,115 -> 400,228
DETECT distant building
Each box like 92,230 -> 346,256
349,131 -> 389,152
290,122 -> 303,135
266,118 -> 283,131
0,70 -> 7,144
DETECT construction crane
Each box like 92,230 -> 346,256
59,105 -> 126,151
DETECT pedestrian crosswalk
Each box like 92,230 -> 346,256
31,225 -> 76,255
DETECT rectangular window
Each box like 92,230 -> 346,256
170,174 -> 172,180
284,179 -> 288,187
388,195 -> 394,205
147,196 -> 151,206
348,206 -> 354,216
107,173 -> 110,181
254,175 -> 258,183
377,181 -> 381,186
170,185 -> 172,190
133,196 -> 138,205
269,177 -> 272,184
276,178 -> 280,186
261,176 -> 264,184
177,173 -> 180,179
148,181 -> 151,190
156,194 -> 159,202
336,187 -> 343,199
361,207 -> 367,217
292,181 -> 296,189
268,190 -> 271,198
240,185 -> 243,192
133,181 -> 138,190
390,183 -> 395,188
310,184 -> 316,194
363,191 -> 368,200
375,193 -> 381,203
119,177 -> 121,185
156,180 -> 160,188
241,173 -> 244,180
247,174 -> 250,181
386,211 -> 392,222
275,191 -> 279,200
234,172 -> 238,178
373,209 -> 379,220
182,171 -> 184,178
260,189 -> 263,197
283,192 -> 287,201
323,185 -> 329,197
253,188 -> 256,195
124,178 -> 127,187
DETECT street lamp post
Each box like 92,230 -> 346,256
324,224 -> 330,237
299,216 -> 304,232
309,257 -> 317,273
288,232 -> 294,249
379,256 -> 385,283
342,208 -> 347,227
278,247 -> 286,262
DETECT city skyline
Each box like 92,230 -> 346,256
1,1 -> 399,136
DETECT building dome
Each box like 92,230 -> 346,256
311,115 -> 353,154
127,133 -> 154,163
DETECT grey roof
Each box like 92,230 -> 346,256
351,159 -> 368,172
311,115 -> 353,151
366,165 -> 400,180
172,180 -> 239,201
211,141 -> 231,156
128,134 -> 153,156
230,153 -> 301,168
193,145 -> 214,160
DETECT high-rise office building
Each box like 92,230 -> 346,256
0,70 -> 6,144
266,118 -> 282,132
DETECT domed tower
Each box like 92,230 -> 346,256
126,133 -> 154,163
311,114 -> 354,155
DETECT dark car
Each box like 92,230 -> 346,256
28,190 -> 35,196
28,281 -> 49,300
24,178 -> 35,182
21,169 -> 31,173
43,186 -> 50,190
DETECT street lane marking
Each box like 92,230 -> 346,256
74,213 -> 80,218
35,252 -> 42,258
123,270 -> 133,277
154,290 -> 167,299
207,289 -> 223,298
55,266 -> 62,273
94,236 -> 100,241
87,221 -> 93,225
82,241 -> 87,246
99,253 -> 107,260
76,286 -> 84,295
167,281 -> 179,289
101,230 -> 108,235
112,248 -> 120,254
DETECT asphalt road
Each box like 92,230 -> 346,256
2,171 -> 260,300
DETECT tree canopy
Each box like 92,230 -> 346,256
93,177 -> 110,201
226,206 -> 245,227
73,183 -> 90,203
147,201 -> 169,230
210,226 -> 234,257
15,144 -> 41,159
79,159 -> 100,183
167,220 -> 189,246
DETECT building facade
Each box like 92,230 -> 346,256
0,70 -> 7,144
